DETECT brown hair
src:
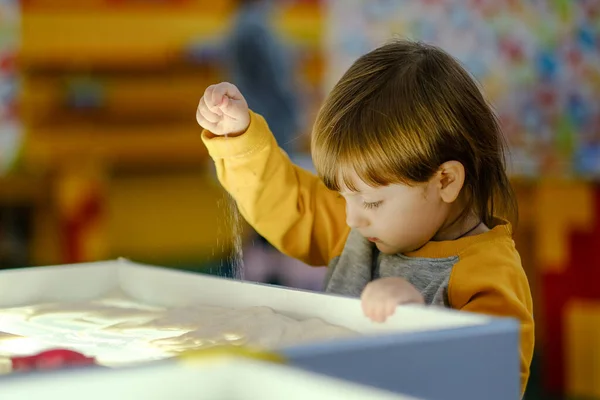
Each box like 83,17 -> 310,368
312,40 -> 517,228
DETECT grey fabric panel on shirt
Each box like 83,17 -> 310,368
324,229 -> 457,307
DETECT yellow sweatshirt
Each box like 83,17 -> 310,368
202,111 -> 534,395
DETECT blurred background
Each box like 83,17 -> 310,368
0,0 -> 598,398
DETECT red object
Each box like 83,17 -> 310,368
542,190 -> 600,394
11,349 -> 97,372
62,191 -> 103,264
0,52 -> 16,73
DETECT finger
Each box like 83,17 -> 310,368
203,85 -> 218,108
362,296 -> 378,321
199,96 -> 221,123
210,83 -> 232,110
211,83 -> 247,118
385,301 -> 397,319
375,309 -> 386,323
196,109 -> 217,131
220,96 -> 249,121
364,302 -> 378,322
211,82 -> 244,106
219,96 -> 233,117
202,86 -> 223,116
369,309 -> 381,323
361,297 -> 369,316
360,287 -> 375,317
369,307 -> 379,322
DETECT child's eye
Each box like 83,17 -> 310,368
362,201 -> 383,210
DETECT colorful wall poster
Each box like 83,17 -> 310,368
325,0 -> 600,178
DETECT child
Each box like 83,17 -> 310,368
196,40 -> 533,395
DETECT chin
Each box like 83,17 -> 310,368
375,242 -> 402,255
376,241 -> 424,255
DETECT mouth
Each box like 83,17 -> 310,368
367,237 -> 380,243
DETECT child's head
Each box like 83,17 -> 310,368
312,40 -> 517,254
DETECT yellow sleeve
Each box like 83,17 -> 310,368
201,111 -> 350,266
448,239 -> 534,397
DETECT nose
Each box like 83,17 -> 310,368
345,203 -> 369,229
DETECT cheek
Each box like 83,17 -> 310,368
382,194 -> 442,237
412,196 -> 446,229
391,193 -> 434,221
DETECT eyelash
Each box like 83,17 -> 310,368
362,201 -> 382,210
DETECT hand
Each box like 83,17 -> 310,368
361,277 -> 425,323
196,82 -> 250,136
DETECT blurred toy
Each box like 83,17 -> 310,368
11,349 -> 97,372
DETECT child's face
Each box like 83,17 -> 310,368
340,172 -> 451,255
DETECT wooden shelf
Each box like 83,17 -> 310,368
21,71 -> 218,125
0,174 -> 48,204
24,124 -> 208,168
20,5 -> 323,69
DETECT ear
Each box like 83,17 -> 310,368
435,161 -> 465,204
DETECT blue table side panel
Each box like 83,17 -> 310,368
283,320 -> 521,400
